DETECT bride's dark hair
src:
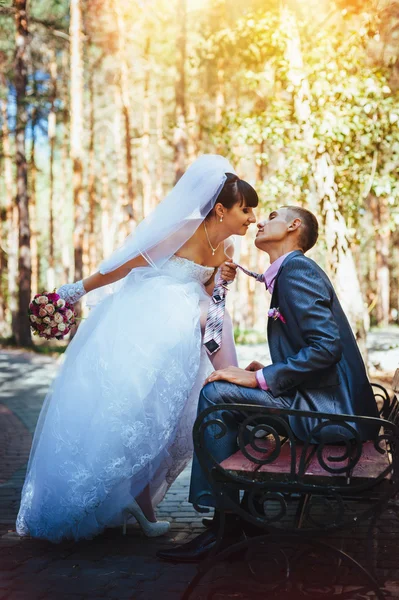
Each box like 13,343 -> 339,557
204,173 -> 258,218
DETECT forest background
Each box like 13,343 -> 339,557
0,0 -> 398,357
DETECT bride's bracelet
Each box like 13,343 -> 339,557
56,280 -> 87,304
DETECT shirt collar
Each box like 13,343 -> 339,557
264,251 -> 295,294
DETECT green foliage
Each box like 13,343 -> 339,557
233,327 -> 265,345
199,6 -> 399,229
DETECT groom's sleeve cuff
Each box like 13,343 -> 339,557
255,369 -> 269,391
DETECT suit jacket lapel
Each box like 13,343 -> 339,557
267,250 -> 303,342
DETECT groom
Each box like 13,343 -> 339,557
157,205 -> 379,562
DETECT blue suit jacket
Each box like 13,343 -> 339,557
261,250 -> 379,441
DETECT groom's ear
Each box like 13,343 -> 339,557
287,217 -> 301,232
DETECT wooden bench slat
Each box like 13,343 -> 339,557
220,437 -> 282,472
219,439 -> 391,480
351,440 -> 391,478
304,444 -> 354,477
257,440 -> 311,474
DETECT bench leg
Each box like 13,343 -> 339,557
295,493 -> 311,529
181,534 -> 386,600
367,507 -> 387,586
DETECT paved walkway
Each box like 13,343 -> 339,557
0,349 -> 204,599
1,332 -> 399,599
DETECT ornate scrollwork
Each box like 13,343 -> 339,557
238,414 -> 287,466
199,418 -> 228,444
193,403 -> 399,534
247,489 -> 287,523
186,402 -> 398,600
371,383 -> 392,418
299,420 -> 362,476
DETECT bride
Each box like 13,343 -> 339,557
16,155 -> 258,542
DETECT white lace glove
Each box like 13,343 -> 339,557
56,280 -> 87,305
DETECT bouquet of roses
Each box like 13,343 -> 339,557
28,291 -> 76,340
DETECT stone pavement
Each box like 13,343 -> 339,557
1,337 -> 399,600
0,349 -> 205,599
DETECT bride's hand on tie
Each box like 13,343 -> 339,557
245,361 -> 265,372
203,366 -> 258,388
220,261 -> 238,282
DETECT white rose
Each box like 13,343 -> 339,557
43,316 -> 51,324
54,313 -> 63,323
57,322 -> 66,332
45,304 -> 55,315
65,309 -> 74,320
29,315 -> 36,322
56,298 -> 66,308
38,296 -> 48,304
39,308 -> 47,317
50,320 -> 56,327
44,327 -> 52,335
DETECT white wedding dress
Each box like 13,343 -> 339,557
16,256 -> 238,542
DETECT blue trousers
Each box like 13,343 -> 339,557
188,381 -> 293,508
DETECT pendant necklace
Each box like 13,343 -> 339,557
203,222 -> 221,256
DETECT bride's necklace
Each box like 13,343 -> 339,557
203,222 -> 221,256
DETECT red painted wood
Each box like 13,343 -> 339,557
220,437 -> 281,472
304,444 -> 353,477
257,441 -> 311,474
351,440 -> 391,478
220,439 -> 391,480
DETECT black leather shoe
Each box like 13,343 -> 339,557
156,528 -> 243,563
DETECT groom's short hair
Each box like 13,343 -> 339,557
282,206 -> 319,253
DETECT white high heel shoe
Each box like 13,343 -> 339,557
122,499 -> 170,537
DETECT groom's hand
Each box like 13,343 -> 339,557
204,366 -> 258,388
245,361 -> 265,372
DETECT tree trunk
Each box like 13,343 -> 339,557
99,133 -> 112,259
60,50 -> 71,285
29,97 -> 40,298
47,45 -> 57,291
0,111 -> 8,334
255,141 -> 265,182
113,86 -> 129,243
142,36 -> 152,219
315,153 -> 369,349
174,0 -> 187,182
87,66 -> 97,272
70,0 -> 85,338
70,0 -> 85,285
14,0 -> 32,347
113,0 -> 136,227
370,195 -> 390,326
215,65 -> 225,124
283,7 -> 368,355
390,230 -> 399,324
0,99 -> 15,337
154,90 -> 165,206
187,101 -> 198,163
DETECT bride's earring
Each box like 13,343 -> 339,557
220,216 -> 223,222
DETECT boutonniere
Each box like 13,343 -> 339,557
268,307 -> 286,324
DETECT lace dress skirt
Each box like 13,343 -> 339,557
16,257 -> 237,542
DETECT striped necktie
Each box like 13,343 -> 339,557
203,265 -> 265,356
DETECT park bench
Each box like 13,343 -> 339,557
183,373 -> 399,600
